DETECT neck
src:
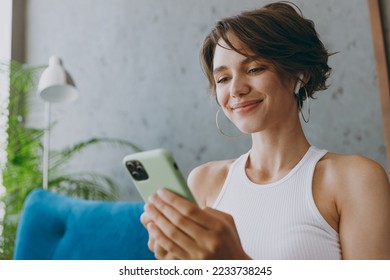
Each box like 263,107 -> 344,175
247,120 -> 310,182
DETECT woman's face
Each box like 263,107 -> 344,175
213,34 -> 299,134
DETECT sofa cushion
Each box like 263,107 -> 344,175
13,189 -> 155,260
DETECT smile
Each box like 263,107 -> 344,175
231,100 -> 263,112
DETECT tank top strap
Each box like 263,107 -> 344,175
297,146 -> 328,179
306,146 -> 328,164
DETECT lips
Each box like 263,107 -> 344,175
231,99 -> 263,110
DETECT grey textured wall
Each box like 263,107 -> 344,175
24,0 -> 386,200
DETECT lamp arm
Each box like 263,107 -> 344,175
43,102 -> 51,190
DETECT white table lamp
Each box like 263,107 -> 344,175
37,56 -> 78,189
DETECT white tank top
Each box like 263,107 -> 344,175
213,146 -> 341,260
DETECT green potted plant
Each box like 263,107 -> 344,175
0,60 -> 141,259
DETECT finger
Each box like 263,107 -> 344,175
148,236 -> 156,252
140,211 -> 152,227
141,210 -> 158,254
147,222 -> 189,259
203,207 -> 235,225
156,189 -> 217,228
149,193 -> 211,241
152,239 -> 180,260
151,234 -> 168,259
154,245 -> 179,260
141,210 -> 157,252
145,203 -> 193,258
154,245 -> 167,260
148,234 -> 181,260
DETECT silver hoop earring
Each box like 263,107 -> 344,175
215,107 -> 242,138
298,87 -> 310,123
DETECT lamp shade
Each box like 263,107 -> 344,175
37,56 -> 78,103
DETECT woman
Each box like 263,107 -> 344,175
141,2 -> 390,259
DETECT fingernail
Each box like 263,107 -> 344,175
144,202 -> 154,213
148,194 -> 158,203
147,223 -> 157,234
157,188 -> 168,198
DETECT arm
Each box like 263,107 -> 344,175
337,157 -> 390,259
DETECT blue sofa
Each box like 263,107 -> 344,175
13,189 -> 155,260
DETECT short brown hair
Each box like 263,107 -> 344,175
200,1 -> 332,104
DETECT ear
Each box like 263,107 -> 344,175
294,73 -> 304,95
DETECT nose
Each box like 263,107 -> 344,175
230,75 -> 250,98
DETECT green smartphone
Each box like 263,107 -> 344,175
123,148 -> 197,205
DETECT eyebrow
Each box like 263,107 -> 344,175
213,57 -> 258,75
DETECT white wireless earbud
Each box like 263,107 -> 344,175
294,73 -> 304,95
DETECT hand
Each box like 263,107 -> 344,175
140,189 -> 251,260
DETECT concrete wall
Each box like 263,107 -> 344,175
24,0 -> 386,200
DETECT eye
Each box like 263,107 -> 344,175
216,76 -> 229,84
248,66 -> 266,74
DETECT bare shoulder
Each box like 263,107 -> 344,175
316,152 -> 389,202
318,152 -> 390,259
319,152 -> 389,187
187,159 -> 235,207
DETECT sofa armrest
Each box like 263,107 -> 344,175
14,189 -> 155,260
